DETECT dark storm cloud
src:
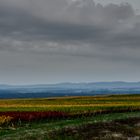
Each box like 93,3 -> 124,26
0,0 -> 140,60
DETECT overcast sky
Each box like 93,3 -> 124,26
0,0 -> 140,84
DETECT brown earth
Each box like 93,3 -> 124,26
49,117 -> 140,140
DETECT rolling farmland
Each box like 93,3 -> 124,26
0,94 -> 140,140
0,94 -> 140,113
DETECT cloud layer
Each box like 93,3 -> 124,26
0,0 -> 140,83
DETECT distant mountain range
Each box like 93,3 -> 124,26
0,82 -> 140,98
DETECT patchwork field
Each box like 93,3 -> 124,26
0,94 -> 140,113
0,94 -> 140,140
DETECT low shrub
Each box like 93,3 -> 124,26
0,115 -> 13,126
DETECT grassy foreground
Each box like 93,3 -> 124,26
0,112 -> 140,140
0,94 -> 140,140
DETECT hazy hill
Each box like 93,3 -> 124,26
0,82 -> 140,98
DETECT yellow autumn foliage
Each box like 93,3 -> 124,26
0,115 -> 13,126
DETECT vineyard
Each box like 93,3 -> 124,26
0,95 -> 140,121
0,94 -> 140,140
0,94 -> 140,112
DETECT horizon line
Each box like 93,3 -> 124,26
0,81 -> 140,86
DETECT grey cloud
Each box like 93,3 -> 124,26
0,0 -> 140,62
1,0 -> 140,84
